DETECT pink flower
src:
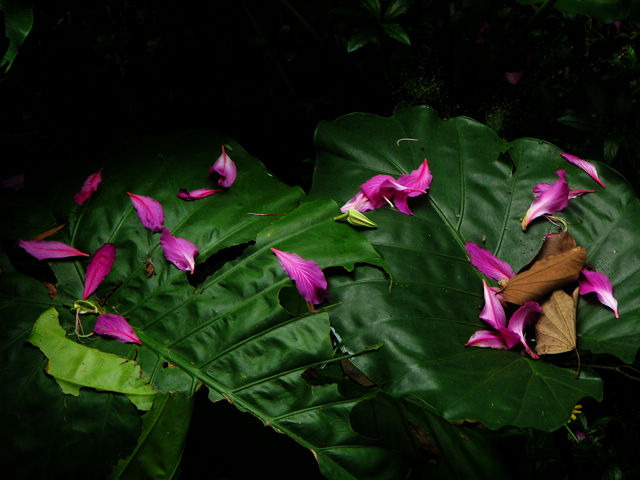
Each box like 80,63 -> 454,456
93,314 -> 141,344
160,227 -> 198,273
19,239 -> 89,260
579,269 -> 619,318
271,248 -> 328,305
127,192 -> 164,233
340,191 -> 374,213
74,169 -> 103,205
533,182 -> 595,199
505,71 -> 523,85
465,242 -> 514,282
176,188 -> 220,201
83,243 -> 116,300
560,153 -> 605,188
209,145 -> 236,188
522,170 -> 570,230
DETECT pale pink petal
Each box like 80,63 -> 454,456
271,248 -> 328,305
479,279 -> 507,330
209,145 -> 237,188
176,188 -> 220,201
466,330 -> 508,349
560,153 -> 605,188
340,191 -> 374,213
74,169 -> 103,205
505,71 -> 523,85
19,239 -> 89,260
83,243 -> 116,300
93,314 -> 141,344
465,242 -> 514,281
127,192 -> 164,233
503,301 -> 542,358
575,431 -> 586,442
160,227 -> 199,274
579,269 -> 619,318
522,170 -> 570,230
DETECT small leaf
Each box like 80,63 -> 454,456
536,288 -> 579,355
382,23 -> 411,46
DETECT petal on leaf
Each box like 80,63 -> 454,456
479,279 -> 507,330
271,248 -> 328,305
94,314 -> 142,344
561,153 -> 606,188
19,239 -> 89,260
579,269 -> 619,318
160,227 -> 199,274
504,301 -> 542,358
522,170 -> 570,230
127,192 -> 164,233
73,168 -> 103,205
465,242 -> 514,281
209,145 -> 237,188
176,188 -> 220,201
340,191 -> 374,213
83,243 -> 116,300
466,330 -> 508,349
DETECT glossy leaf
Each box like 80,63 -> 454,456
0,0 -> 33,71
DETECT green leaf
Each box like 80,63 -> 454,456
311,105 -> 640,430
384,0 -> 413,21
0,0 -> 33,71
347,30 -> 376,52
382,23 -> 411,46
28,307 -> 157,410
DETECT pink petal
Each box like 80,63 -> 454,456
83,243 -> 116,300
503,301 -> 542,358
360,175 -> 405,209
74,169 -> 103,205
533,181 -> 595,200
522,170 -> 570,230
560,153 -> 605,188
160,227 -> 199,274
465,242 -> 514,281
505,71 -> 523,85
579,269 -> 619,318
479,279 -> 507,330
177,188 -> 221,201
93,314 -> 141,344
209,145 -> 237,188
466,330 -> 508,349
393,159 -> 432,214
19,239 -> 90,260
568,189 -> 596,199
127,192 -> 164,233
271,248 -> 328,305
340,191 -> 374,213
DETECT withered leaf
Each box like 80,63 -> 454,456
535,288 -> 579,355
340,358 -> 376,387
522,231 -> 577,271
501,247 -> 586,304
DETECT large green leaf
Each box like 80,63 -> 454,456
0,0 -> 33,72
311,105 -> 640,430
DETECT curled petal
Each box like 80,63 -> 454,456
465,242 -> 514,281
209,145 -> 237,188
340,191 -> 374,213
479,279 -> 507,330
579,269 -> 619,318
360,175 -> 405,209
533,182 -> 595,199
177,188 -> 220,201
393,159 -> 432,215
466,330 -> 508,349
503,301 -> 542,358
522,170 -> 570,230
160,227 -> 199,274
127,192 -> 164,233
83,243 -> 116,300
19,239 -> 89,260
74,169 -> 103,205
560,153 -> 605,188
271,248 -> 328,305
93,314 -> 141,344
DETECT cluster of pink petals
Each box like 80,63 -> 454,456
271,248 -> 328,305
522,170 -> 570,230
341,159 -> 432,215
176,188 -> 220,201
74,169 -> 103,205
560,153 -> 605,188
93,314 -> 141,344
83,243 -> 116,300
127,192 -> 164,233
579,269 -> 619,318
209,145 -> 237,188
161,227 -> 199,274
19,239 -> 89,260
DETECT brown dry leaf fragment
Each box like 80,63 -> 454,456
522,232 -> 577,271
535,288 -> 579,355
340,358 -> 376,387
501,247 -> 586,304
144,255 -> 155,278
34,223 -> 67,240
43,281 -> 57,299
407,421 -> 442,458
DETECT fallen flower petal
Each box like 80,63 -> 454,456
209,145 -> 236,188
93,314 -> 141,344
394,159 -> 432,214
360,174 -> 407,209
579,269 -> 619,318
479,279 -> 507,330
340,191 -> 374,213
160,227 -> 199,273
177,188 -> 220,201
560,153 -> 605,188
271,248 -> 328,305
19,239 -> 90,260
505,71 -> 523,85
533,182 -> 596,199
502,301 -> 542,359
522,170 -> 570,230
127,192 -> 164,233
465,242 -> 514,282
466,330 -> 508,349
74,169 -> 103,205
83,243 -> 116,300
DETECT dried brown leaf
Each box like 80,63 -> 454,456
522,232 -> 577,271
535,288 -> 579,355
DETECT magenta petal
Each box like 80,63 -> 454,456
340,191 -> 374,213
465,242 -> 514,281
522,170 -> 570,230
505,71 -> 523,85
396,159 -> 432,195
560,153 -> 606,188
579,269 -> 619,318
160,227 -> 199,274
360,175 -> 403,209
83,243 -> 116,300
93,314 -> 141,344
74,169 -> 103,205
479,279 -> 507,330
177,188 -> 220,201
533,181 -> 595,200
466,330 -> 508,349
127,192 -> 164,233
271,248 -> 328,305
209,145 -> 237,188
568,189 -> 596,199
19,239 -> 90,260
504,301 -> 542,358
